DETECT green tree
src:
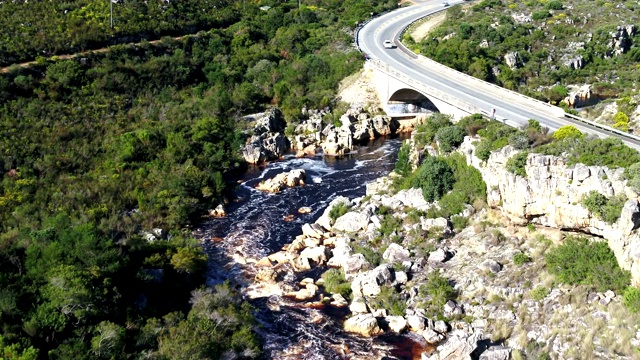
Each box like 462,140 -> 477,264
411,156 -> 455,202
91,321 -> 125,359
395,142 -> 412,177
435,125 -> 466,153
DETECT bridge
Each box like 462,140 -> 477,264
357,0 -> 640,150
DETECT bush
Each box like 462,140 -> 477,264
352,243 -> 382,267
582,190 -> 625,224
456,113 -> 488,136
413,113 -> 453,148
532,10 -> 551,21
537,136 -> 640,169
545,236 -> 630,292
395,142 -> 412,177
380,214 -> 403,236
451,215 -> 469,231
411,156 -> 455,202
513,252 -> 532,265
321,269 -> 352,299
419,271 -> 457,316
624,162 -> 640,193
435,126 -> 466,153
623,287 -> 640,313
552,125 -> 582,140
506,151 -> 529,177
475,139 -> 493,161
530,286 -> 549,301
329,202 -> 350,221
545,0 -> 563,10
369,286 -> 406,316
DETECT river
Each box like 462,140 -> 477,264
197,135 -> 427,359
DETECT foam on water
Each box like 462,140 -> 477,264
197,135 -> 419,359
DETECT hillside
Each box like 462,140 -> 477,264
405,0 -> 640,131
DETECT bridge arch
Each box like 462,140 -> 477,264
387,88 -> 439,115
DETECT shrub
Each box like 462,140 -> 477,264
506,151 -> 529,177
623,287 -> 640,313
545,0 -> 563,10
411,156 -> 455,202
530,286 -> 549,301
369,286 -> 406,316
513,252 -> 532,265
545,236 -> 630,292
552,125 -> 582,140
419,271 -> 457,316
379,214 -> 403,236
413,113 -> 453,148
613,111 -> 630,132
451,215 -> 469,231
321,269 -> 352,299
624,162 -> 640,193
395,142 -> 412,177
352,243 -> 382,267
581,191 -> 625,224
475,139 -> 493,161
329,202 -> 349,221
537,136 -> 640,169
456,114 -> 488,136
435,125 -> 466,153
532,10 -> 551,21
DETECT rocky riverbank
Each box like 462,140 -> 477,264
245,131 -> 640,359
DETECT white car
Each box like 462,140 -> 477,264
383,40 -> 395,49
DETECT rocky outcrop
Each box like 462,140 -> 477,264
459,137 -> 640,285
503,51 -> 520,70
562,84 -> 592,107
607,25 -> 635,57
343,314 -> 383,337
242,109 -> 291,163
293,106 -> 400,157
256,169 -> 306,192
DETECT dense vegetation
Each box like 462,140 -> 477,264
409,0 -> 640,105
545,236 -> 630,292
0,0 -> 397,357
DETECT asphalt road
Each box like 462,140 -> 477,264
358,1 -> 640,150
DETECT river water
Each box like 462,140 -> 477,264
197,135 -> 426,359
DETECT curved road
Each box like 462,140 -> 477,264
358,1 -> 640,150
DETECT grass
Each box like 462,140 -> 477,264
321,268 -> 352,300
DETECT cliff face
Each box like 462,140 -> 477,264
459,137 -> 640,285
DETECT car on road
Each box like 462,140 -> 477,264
442,1 -> 450,6
383,40 -> 395,49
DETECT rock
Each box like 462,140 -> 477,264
406,315 -> 426,332
344,314 -> 383,337
351,264 -> 395,297
333,212 -> 370,232
504,51 -> 520,70
208,204 -> 226,218
331,293 -> 349,307
257,169 -> 305,192
255,257 -> 272,267
302,223 -> 323,239
434,320 -> 448,334
372,115 -> 398,136
477,259 -> 502,273
287,283 -> 318,301
429,331 -> 481,360
349,297 -> 369,314
383,243 -> 411,263
479,346 -> 511,360
428,249 -> 448,264
372,309 -> 388,317
255,268 -> 279,284
343,254 -> 371,277
299,246 -> 328,266
298,206 -> 312,214
422,217 -> 450,232
604,290 -> 616,299
286,169 -> 306,187
268,251 -> 293,264
423,328 -> 444,344
386,316 -> 408,333
255,108 -> 286,134
443,300 -> 457,314
395,271 -> 408,285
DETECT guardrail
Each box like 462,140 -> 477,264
563,113 -> 640,143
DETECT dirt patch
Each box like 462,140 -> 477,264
409,12 -> 447,42
336,67 -> 381,109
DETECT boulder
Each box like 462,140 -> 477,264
343,314 -> 383,337
427,331 -> 481,360
286,169 -> 306,187
331,293 -> 349,307
333,212 -> 370,232
421,217 -> 450,232
434,320 -> 448,334
479,346 -> 511,360
349,297 -> 369,314
343,254 -> 371,277
351,264 -> 395,297
477,259 -> 502,273
254,268 -> 279,284
372,115 -> 398,136
422,328 -> 444,344
299,246 -> 328,266
208,204 -> 226,218
383,243 -> 411,263
428,248 -> 448,264
316,196 -> 351,230
254,108 -> 286,134
302,223 -> 323,239
406,315 -> 426,332
386,316 -> 408,333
